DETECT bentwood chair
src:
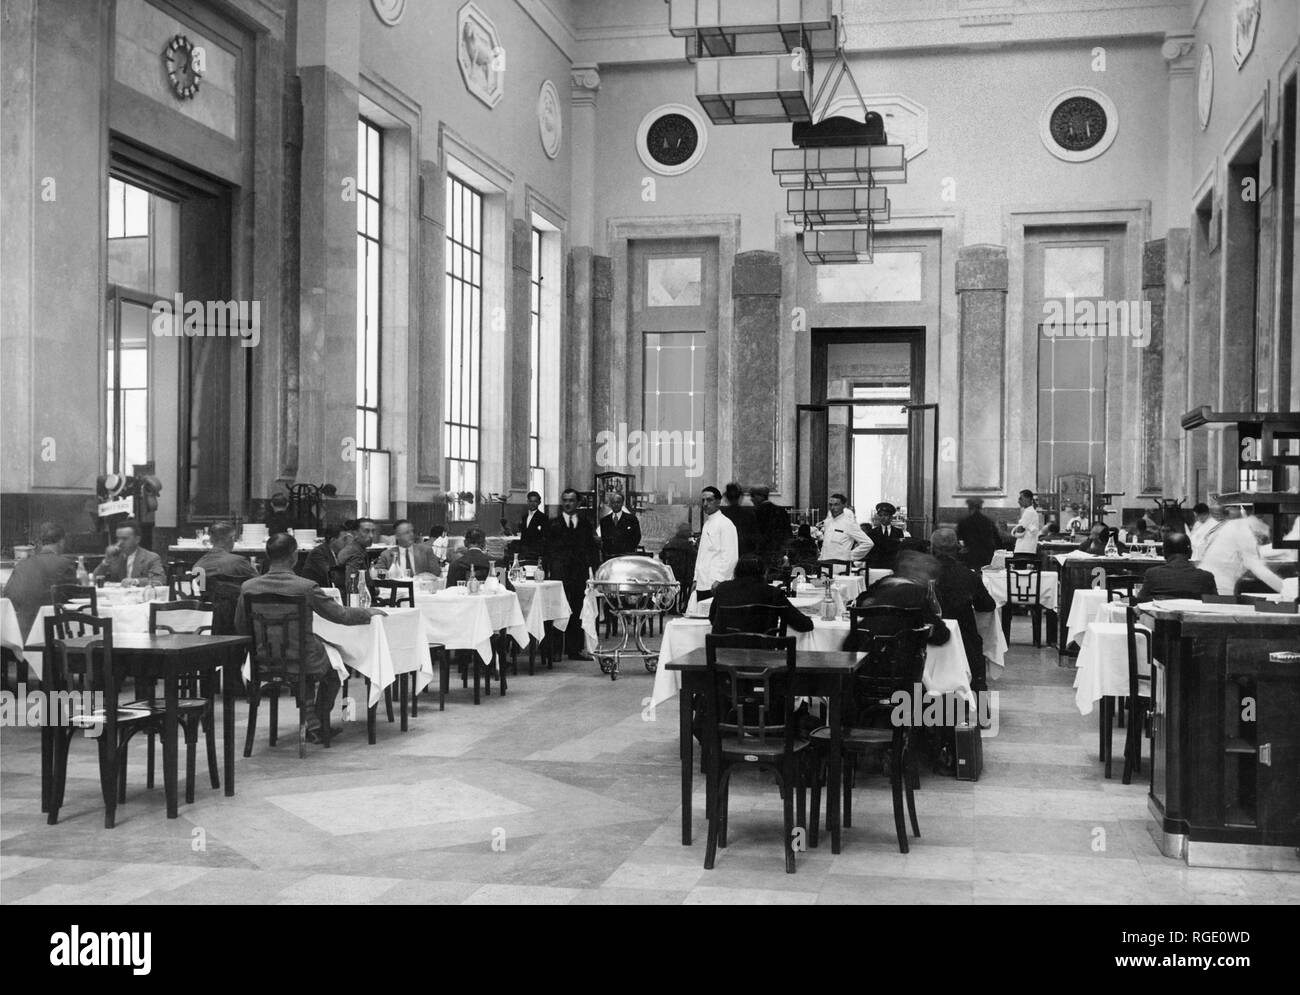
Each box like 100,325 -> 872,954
1105,573 -> 1140,604
167,561 -> 203,600
1098,606 -> 1153,782
1002,555 -> 1053,647
711,602 -> 788,638
810,624 -> 931,853
43,611 -> 152,828
241,592 -> 319,759
113,601 -> 220,804
701,633 -> 808,874
367,579 -> 416,738
51,584 -> 98,616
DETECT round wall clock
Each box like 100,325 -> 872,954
636,104 -> 708,176
1197,45 -> 1214,130
162,34 -> 202,100
371,0 -> 406,26
1039,87 -> 1117,162
538,80 -> 562,160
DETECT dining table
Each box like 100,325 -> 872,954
664,646 -> 867,855
29,630 -> 249,822
413,587 -> 528,704
512,580 -> 600,671
1,597 -> 26,658
1072,599 -> 1152,716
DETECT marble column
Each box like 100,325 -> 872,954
731,250 -> 782,487
955,244 -> 1008,492
1162,229 -> 1191,499
1140,239 -> 1166,495
565,65 -> 601,494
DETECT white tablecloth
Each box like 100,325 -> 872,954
981,567 -> 1060,611
559,588 -> 601,654
413,589 -> 528,664
515,580 -> 598,652
1073,601 -> 1150,715
1066,588 -> 1110,648
1,598 -> 25,656
24,602 -> 213,680
650,616 -> 973,708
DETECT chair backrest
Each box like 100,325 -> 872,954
326,563 -> 349,593
852,625 -> 932,719
372,579 -> 414,608
1105,573 -> 1140,603
242,592 -> 312,680
846,604 -> 923,651
712,602 -> 787,638
44,610 -> 117,731
817,559 -> 857,578
702,633 -> 798,749
1005,558 -> 1042,604
1122,605 -> 1152,698
659,544 -> 696,583
149,599 -> 210,634
51,584 -> 97,616
207,580 -> 244,635
167,560 -> 203,600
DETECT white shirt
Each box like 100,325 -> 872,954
818,510 -> 872,562
1188,518 -> 1215,560
124,550 -> 138,579
1013,506 -> 1041,554
1197,518 -> 1261,595
694,510 -> 738,591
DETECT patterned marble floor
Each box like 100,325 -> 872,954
3,621 -> 1298,905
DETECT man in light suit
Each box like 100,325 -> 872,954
599,490 -> 641,561
518,491 -> 548,560
375,519 -> 443,577
235,534 -> 382,741
92,521 -> 166,586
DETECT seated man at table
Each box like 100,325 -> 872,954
235,533 -> 382,742
193,521 -> 256,584
1136,533 -> 1217,601
300,523 -> 352,588
930,528 -> 994,694
92,520 -> 166,587
445,528 -> 495,585
708,554 -> 813,636
847,550 -> 950,650
2,521 -> 76,638
1076,522 -> 1127,556
337,518 -> 377,577
375,519 -> 443,578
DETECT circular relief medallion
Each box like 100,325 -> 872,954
371,0 -> 406,26
538,80 -> 562,160
1039,87 -> 1118,162
636,104 -> 708,176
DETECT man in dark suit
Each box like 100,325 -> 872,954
865,502 -> 907,569
375,519 -> 443,577
1077,522 -> 1127,556
544,487 -> 601,660
1137,533 -> 1217,601
235,533 -> 382,741
848,550 -> 950,649
599,490 -> 641,561
445,528 -> 496,585
708,554 -> 813,636
2,521 -> 76,638
930,528 -> 996,694
518,491 -> 547,560
337,517 -> 377,577
749,485 -> 792,573
193,521 -> 256,584
92,520 -> 166,586
300,524 -> 355,588
956,497 -> 1000,568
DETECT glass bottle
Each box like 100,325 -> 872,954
1104,531 -> 1118,557
75,556 -> 90,587
821,580 -> 836,620
356,576 -> 372,609
347,570 -> 360,608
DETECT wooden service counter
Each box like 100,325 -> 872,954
1056,556 -> 1166,652
1145,602 -> 1300,867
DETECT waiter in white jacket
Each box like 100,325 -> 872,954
694,486 -> 738,602
1012,488 -> 1041,554
817,493 -> 873,568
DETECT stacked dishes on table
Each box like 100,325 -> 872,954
292,528 -> 318,547
240,524 -> 269,546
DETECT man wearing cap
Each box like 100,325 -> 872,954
865,501 -> 908,569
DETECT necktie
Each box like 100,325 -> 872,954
405,549 -> 412,574
569,515 -> 575,529
613,513 -> 619,525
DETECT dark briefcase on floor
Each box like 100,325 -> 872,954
954,723 -> 983,781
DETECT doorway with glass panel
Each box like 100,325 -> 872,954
797,331 -> 936,535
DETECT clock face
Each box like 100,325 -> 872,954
163,35 -> 202,99
1049,96 -> 1107,152
646,114 -> 699,167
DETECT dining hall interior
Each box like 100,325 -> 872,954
1,0 -> 1298,911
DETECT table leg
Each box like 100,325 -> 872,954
439,649 -> 448,711
679,689 -> 692,846
41,723 -> 53,813
223,653 -> 236,798
472,652 -> 481,705
164,671 -> 180,818
828,681 -> 844,854
498,636 -> 508,696
399,675 -> 409,731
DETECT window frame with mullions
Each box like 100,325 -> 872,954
445,173 -> 484,521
